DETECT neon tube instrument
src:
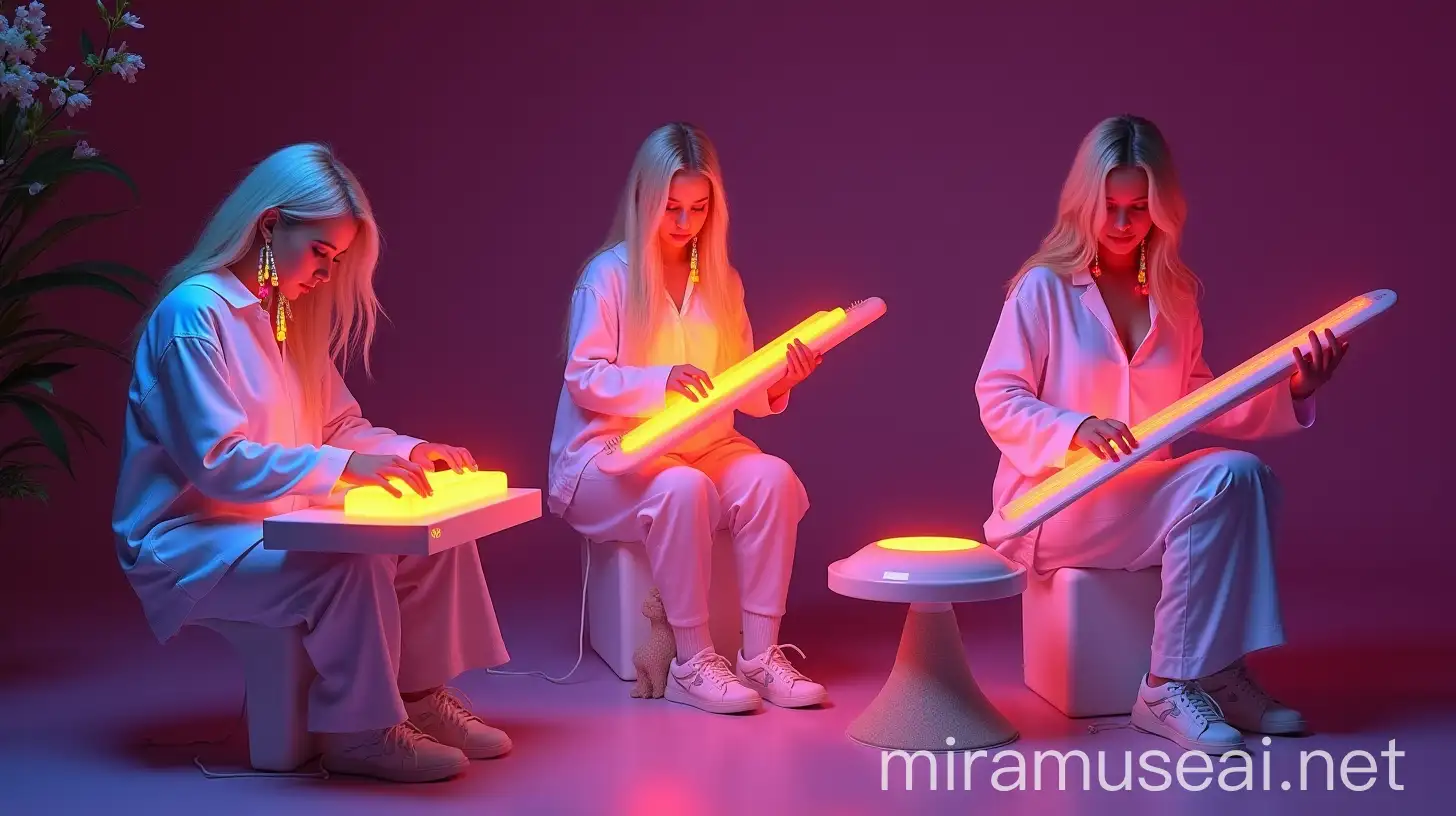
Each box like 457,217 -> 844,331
263,469 -> 542,556
595,297 -> 888,475
982,289 -> 1397,544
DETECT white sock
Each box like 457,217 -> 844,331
673,625 -> 713,659
742,612 -> 781,658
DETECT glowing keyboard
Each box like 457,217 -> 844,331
264,469 -> 541,556
344,469 -> 508,519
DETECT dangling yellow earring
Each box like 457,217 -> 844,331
689,237 -> 699,284
1090,248 -> 1102,279
256,240 -> 290,341
257,243 -> 272,301
1136,239 -> 1149,295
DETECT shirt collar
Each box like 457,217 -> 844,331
189,269 -> 261,310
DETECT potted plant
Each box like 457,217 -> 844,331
0,1 -> 148,503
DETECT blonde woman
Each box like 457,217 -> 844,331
549,123 -> 826,715
114,144 -> 511,782
976,116 -> 1347,754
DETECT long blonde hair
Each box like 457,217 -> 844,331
1008,115 -> 1201,328
137,143 -> 382,414
572,122 -> 749,370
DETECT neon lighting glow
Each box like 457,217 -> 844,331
620,310 -> 839,454
875,536 -> 982,552
344,469 -> 508,519
985,289 -> 1396,543
596,297 -> 887,474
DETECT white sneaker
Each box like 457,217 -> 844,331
1200,662 -> 1306,735
736,644 -> 828,708
321,722 -> 470,782
405,687 -> 513,759
1130,675 -> 1245,755
664,647 -> 762,714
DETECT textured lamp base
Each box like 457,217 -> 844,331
847,603 -> 1018,752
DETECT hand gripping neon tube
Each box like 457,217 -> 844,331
595,297 -> 888,475
982,289 -> 1397,544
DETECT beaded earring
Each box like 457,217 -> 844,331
1090,248 -> 1102,279
256,240 -> 290,341
1136,239 -> 1149,295
689,237 -> 700,284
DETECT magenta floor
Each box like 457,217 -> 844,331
3,550 -> 1451,815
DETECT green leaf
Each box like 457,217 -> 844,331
82,27 -> 96,59
1,390 -> 104,446
13,148 -> 139,201
0,336 -> 126,382
0,328 -> 127,357
0,362 -> 74,392
38,129 -> 89,144
0,267 -> 144,305
10,395 -> 71,474
0,209 -> 130,284
0,462 -> 49,502
0,301 -> 37,340
0,436 -> 46,461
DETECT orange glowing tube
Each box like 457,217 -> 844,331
344,469 -> 508,519
595,297 -> 888,475
983,289 -> 1397,544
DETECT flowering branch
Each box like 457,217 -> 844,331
0,2 -> 150,503
0,1 -> 146,192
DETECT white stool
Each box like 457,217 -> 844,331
583,529 -> 743,680
199,620 -> 318,772
1021,566 -> 1163,717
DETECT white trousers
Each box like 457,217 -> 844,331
186,542 -> 509,733
565,435 -> 810,630
1031,448 -> 1285,680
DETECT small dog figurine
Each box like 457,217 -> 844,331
630,587 -> 676,699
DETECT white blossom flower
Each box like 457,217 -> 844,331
63,90 -> 88,115
28,181 -> 45,195
0,64 -> 43,108
120,12 -> 142,29
14,2 -> 48,39
0,25 -> 35,63
73,140 -> 98,159
105,42 -> 144,83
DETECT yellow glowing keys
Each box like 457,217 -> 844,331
875,536 -> 983,552
344,469 -> 508,519
596,297 -> 888,474
983,289 -> 1397,544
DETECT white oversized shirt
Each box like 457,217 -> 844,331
112,270 -> 422,641
547,243 -> 787,515
975,265 -> 1315,564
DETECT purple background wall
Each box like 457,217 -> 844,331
2,1 -> 1449,650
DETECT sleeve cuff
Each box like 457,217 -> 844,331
301,445 -> 356,496
1048,411 -> 1093,470
765,389 -> 790,415
641,365 -> 674,415
379,434 -> 426,461
1291,392 -> 1316,428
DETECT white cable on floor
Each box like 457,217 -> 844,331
484,542 -> 590,684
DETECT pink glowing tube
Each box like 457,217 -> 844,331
595,297 -> 887,475
983,289 -> 1397,544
